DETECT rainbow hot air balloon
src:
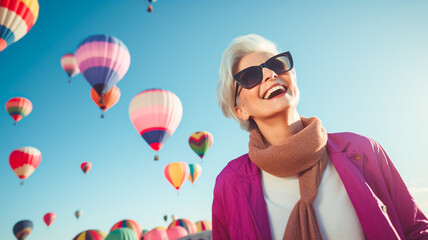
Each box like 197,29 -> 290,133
188,163 -> 201,184
75,210 -> 82,219
90,86 -> 120,118
75,34 -> 130,103
13,220 -> 33,240
106,228 -> 137,240
43,212 -> 56,227
189,131 -> 213,160
168,219 -> 197,235
167,226 -> 188,240
73,230 -> 106,240
164,162 -> 190,191
9,146 -> 41,184
110,219 -> 142,240
195,220 -> 212,232
0,0 -> 39,52
81,162 -> 92,174
129,89 -> 183,159
5,97 -> 33,125
61,53 -> 80,83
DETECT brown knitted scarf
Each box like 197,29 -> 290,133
248,116 -> 328,240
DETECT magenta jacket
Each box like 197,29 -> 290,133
212,132 -> 428,240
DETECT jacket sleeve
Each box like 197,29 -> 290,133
212,174 -> 231,240
372,139 -> 428,239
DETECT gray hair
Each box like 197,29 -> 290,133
216,34 -> 279,131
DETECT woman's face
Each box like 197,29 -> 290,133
234,51 -> 299,122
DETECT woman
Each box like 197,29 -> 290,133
212,34 -> 428,240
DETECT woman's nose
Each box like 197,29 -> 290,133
262,67 -> 278,83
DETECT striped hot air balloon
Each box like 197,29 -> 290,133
9,146 -> 41,184
164,162 -> 190,191
5,97 -> 33,125
195,220 -> 212,232
189,131 -> 213,160
73,230 -> 106,240
188,163 -> 201,184
167,226 -> 188,240
75,35 -> 130,102
43,212 -> 56,227
61,53 -> 80,83
129,89 -> 183,159
81,162 -> 92,174
110,219 -> 142,240
90,86 -> 120,118
168,219 -> 197,235
0,0 -> 39,51
13,220 -> 33,240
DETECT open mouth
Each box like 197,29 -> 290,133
263,85 -> 288,100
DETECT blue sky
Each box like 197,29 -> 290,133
1,0 -> 427,239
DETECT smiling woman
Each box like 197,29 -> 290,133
212,34 -> 428,240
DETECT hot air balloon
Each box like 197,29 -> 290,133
81,162 -> 92,174
188,163 -> 201,184
43,212 -> 56,227
0,0 -> 39,52
143,229 -> 167,240
13,220 -> 33,240
73,230 -> 106,240
5,97 -> 33,125
147,4 -> 153,12
189,131 -> 213,160
61,53 -> 80,83
164,162 -> 190,191
90,86 -> 120,118
171,214 -> 177,221
75,34 -> 130,103
110,219 -> 142,240
168,219 -> 197,235
167,226 -> 188,240
106,228 -> 137,240
195,220 -> 212,232
152,226 -> 167,231
9,146 -> 41,184
75,210 -> 82,219
129,89 -> 183,160
163,215 -> 168,222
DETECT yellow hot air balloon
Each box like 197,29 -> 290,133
164,162 -> 190,191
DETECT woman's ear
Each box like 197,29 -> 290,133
234,105 -> 250,121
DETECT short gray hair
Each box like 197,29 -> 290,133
216,34 -> 279,131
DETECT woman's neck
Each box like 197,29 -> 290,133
255,110 -> 304,146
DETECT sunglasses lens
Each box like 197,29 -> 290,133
239,67 -> 262,89
267,55 -> 291,74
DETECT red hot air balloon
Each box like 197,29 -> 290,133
80,162 -> 92,174
5,97 -> 33,125
167,226 -> 188,240
43,212 -> 56,227
9,147 -> 41,185
90,86 -> 120,118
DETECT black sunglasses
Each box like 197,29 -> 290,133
233,51 -> 293,105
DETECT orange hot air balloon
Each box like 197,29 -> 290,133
9,146 -> 41,184
43,212 -> 56,227
188,163 -> 201,184
164,162 -> 190,190
90,86 -> 120,118
5,97 -> 33,125
81,162 -> 92,174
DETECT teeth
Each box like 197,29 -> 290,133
264,85 -> 286,99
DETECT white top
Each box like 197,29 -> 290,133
261,157 -> 365,240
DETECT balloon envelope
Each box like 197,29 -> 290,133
167,226 -> 188,240
0,0 -> 39,51
75,210 -> 82,219
106,228 -> 137,240
43,212 -> 56,227
195,220 -> 212,232
73,229 -> 106,240
75,34 -> 130,97
61,53 -> 80,81
168,218 -> 197,235
9,146 -> 41,180
81,162 -> 92,174
188,131 -> 214,159
188,163 -> 202,184
5,97 -> 33,124
143,229 -> 167,240
164,162 -> 190,190
91,85 -> 120,113
110,219 -> 142,240
13,220 -> 33,240
129,89 -> 183,152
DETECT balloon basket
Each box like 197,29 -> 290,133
68,79 -> 71,83
13,122 -> 17,126
154,155 -> 159,161
20,181 -> 24,186
101,113 -> 104,118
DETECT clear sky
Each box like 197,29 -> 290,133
1,0 -> 427,239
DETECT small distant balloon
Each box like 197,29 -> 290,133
75,210 -> 82,219
43,212 -> 56,227
189,131 -> 213,160
147,4 -> 153,12
72,229 -> 106,240
13,220 -> 33,240
188,163 -> 202,184
9,146 -> 41,184
90,86 -> 120,118
81,162 -> 92,174
164,162 -> 190,190
61,53 -> 80,83
171,214 -> 177,221
5,97 -> 33,125
163,215 -> 168,222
